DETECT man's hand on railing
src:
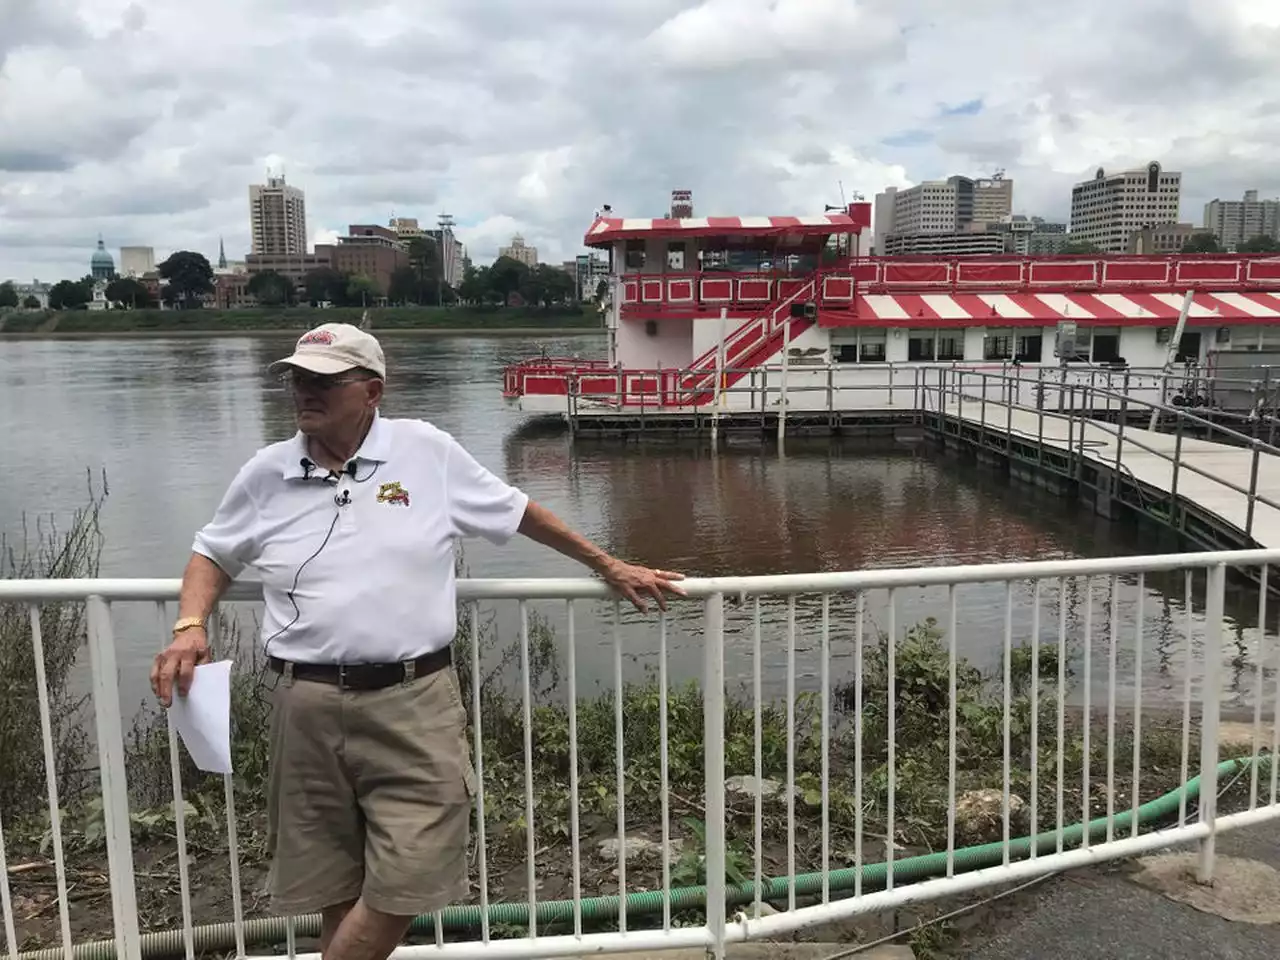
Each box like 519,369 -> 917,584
151,629 -> 212,708
600,558 -> 686,613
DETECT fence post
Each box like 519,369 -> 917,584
1197,563 -> 1225,884
778,326 -> 791,443
1247,441 -> 1262,539
568,376 -> 578,438
704,592 -> 728,960
1171,415 -> 1184,530
87,596 -> 143,960
1115,379 -> 1128,476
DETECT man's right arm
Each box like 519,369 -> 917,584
152,554 -> 232,707
153,460 -> 261,707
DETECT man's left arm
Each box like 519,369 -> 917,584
517,500 -> 685,612
444,434 -> 684,611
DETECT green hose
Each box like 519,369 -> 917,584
15,755 -> 1268,960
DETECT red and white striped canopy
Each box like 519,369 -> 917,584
585,214 -> 857,246
831,290 -> 1280,326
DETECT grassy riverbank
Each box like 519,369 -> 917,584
0,485 -> 1266,956
0,305 -> 604,337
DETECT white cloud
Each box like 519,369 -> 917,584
1,0 -> 1279,281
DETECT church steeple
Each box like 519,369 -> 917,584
217,236 -> 227,270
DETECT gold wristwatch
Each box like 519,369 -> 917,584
172,616 -> 207,636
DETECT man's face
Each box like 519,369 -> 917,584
283,368 -> 382,434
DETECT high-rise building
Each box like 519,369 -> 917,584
986,216 -> 1069,255
1069,162 -> 1181,254
969,174 -> 1013,226
119,246 -> 155,277
249,174 -> 307,256
1203,190 -> 1280,251
873,174 -> 1013,253
499,234 -> 538,266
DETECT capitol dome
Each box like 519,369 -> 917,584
90,237 -> 115,280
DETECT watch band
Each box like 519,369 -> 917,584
172,616 -> 207,635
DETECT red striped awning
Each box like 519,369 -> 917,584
823,291 -> 1280,327
585,214 -> 858,246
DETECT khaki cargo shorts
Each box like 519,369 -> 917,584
264,664 -> 476,916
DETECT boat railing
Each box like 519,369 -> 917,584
3,551 -> 1280,960
522,361 -> 1280,429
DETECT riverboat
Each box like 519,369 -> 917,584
501,203 -> 1280,415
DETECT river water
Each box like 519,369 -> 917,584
0,333 -> 1273,714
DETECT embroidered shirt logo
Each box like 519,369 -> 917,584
299,330 -> 335,346
376,481 -> 411,507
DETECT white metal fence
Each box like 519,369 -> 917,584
2,550 -> 1279,960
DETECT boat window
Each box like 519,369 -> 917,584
831,329 -> 887,363
1072,326 -> 1093,359
908,329 -> 965,362
834,344 -> 859,363
625,240 -> 646,270
908,331 -> 935,361
983,331 -> 1014,361
667,242 -> 686,271
1091,328 -> 1121,363
1016,334 -> 1043,362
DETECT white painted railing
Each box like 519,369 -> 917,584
3,551 -> 1280,960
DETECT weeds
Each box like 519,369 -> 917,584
0,469 -> 105,820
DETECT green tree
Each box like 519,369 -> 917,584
21,295 -> 40,309
387,265 -> 422,304
0,281 -> 17,308
158,251 -> 214,308
488,256 -> 530,304
105,276 -> 155,309
302,267 -> 346,305
520,263 -> 576,308
1058,239 -> 1101,254
346,273 -> 379,306
1240,235 -> 1280,254
48,278 -> 92,310
458,266 -> 488,304
246,269 -> 295,307
406,236 -> 439,302
594,278 -> 608,301
1181,233 -> 1222,254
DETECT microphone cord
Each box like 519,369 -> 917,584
261,457 -> 382,663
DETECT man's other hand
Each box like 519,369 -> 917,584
601,559 -> 687,613
151,629 -> 211,707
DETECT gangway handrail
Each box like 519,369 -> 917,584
939,366 -> 1280,458
925,369 -> 1280,538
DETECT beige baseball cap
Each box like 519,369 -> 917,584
269,323 -> 386,380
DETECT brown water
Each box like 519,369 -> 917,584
0,333 -> 1273,712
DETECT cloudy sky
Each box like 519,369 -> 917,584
2,0 -> 1279,282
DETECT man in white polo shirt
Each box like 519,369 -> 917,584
150,322 -> 683,960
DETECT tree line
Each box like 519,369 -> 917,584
2,241 -> 583,312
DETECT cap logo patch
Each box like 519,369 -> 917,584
299,330 -> 335,346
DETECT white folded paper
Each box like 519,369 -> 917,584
170,660 -> 234,774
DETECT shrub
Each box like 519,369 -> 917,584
0,471 -> 106,820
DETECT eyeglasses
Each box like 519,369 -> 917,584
279,370 -> 373,391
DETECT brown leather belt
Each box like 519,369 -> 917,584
268,647 -> 452,691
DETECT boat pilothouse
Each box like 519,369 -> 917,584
502,205 -> 1280,415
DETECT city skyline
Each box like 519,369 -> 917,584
2,0 -> 1279,281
